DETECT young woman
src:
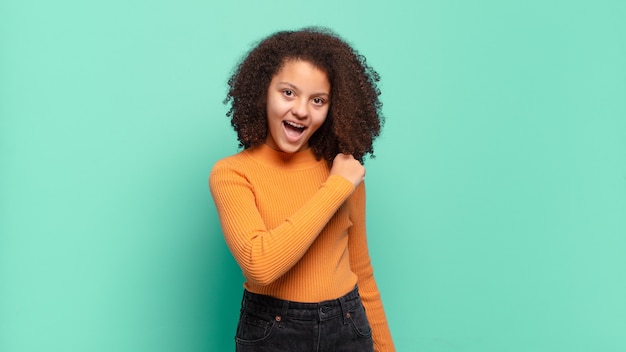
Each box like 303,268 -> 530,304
210,27 -> 395,352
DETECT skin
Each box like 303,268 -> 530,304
265,59 -> 331,154
265,59 -> 365,187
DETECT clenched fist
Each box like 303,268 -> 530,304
330,153 -> 365,188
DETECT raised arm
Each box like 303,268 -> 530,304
209,158 -> 357,286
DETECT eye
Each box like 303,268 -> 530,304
312,97 -> 326,106
282,89 -> 294,97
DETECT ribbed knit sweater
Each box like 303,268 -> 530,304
209,144 -> 395,352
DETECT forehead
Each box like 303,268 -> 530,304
272,59 -> 330,92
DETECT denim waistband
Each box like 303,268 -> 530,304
241,286 -> 361,322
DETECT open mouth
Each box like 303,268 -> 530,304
283,121 -> 306,138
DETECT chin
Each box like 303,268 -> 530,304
279,145 -> 303,153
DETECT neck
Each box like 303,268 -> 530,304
245,144 -> 320,170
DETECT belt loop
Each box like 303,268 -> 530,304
338,294 -> 349,325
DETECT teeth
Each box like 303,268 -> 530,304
284,121 -> 305,129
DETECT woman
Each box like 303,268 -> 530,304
210,27 -> 395,352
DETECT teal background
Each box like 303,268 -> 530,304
1,0 -> 625,351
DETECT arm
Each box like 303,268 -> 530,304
209,160 -> 355,286
348,182 -> 396,352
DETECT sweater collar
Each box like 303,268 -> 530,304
245,144 -> 322,170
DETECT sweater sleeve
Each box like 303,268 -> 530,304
348,182 -> 396,352
209,160 -> 355,286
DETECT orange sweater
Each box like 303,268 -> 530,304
209,144 -> 395,352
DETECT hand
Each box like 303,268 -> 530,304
330,154 -> 365,188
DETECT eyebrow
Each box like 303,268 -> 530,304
278,82 -> 330,97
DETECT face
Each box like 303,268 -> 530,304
265,59 -> 330,153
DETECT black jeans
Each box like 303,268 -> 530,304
235,286 -> 374,352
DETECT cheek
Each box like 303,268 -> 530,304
310,109 -> 329,131
267,95 -> 289,117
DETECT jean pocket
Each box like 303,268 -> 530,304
235,309 -> 277,345
347,303 -> 372,339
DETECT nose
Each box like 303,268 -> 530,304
291,98 -> 308,119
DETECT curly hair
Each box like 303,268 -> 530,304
224,27 -> 383,163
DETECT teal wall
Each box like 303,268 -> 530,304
1,1 -> 625,351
